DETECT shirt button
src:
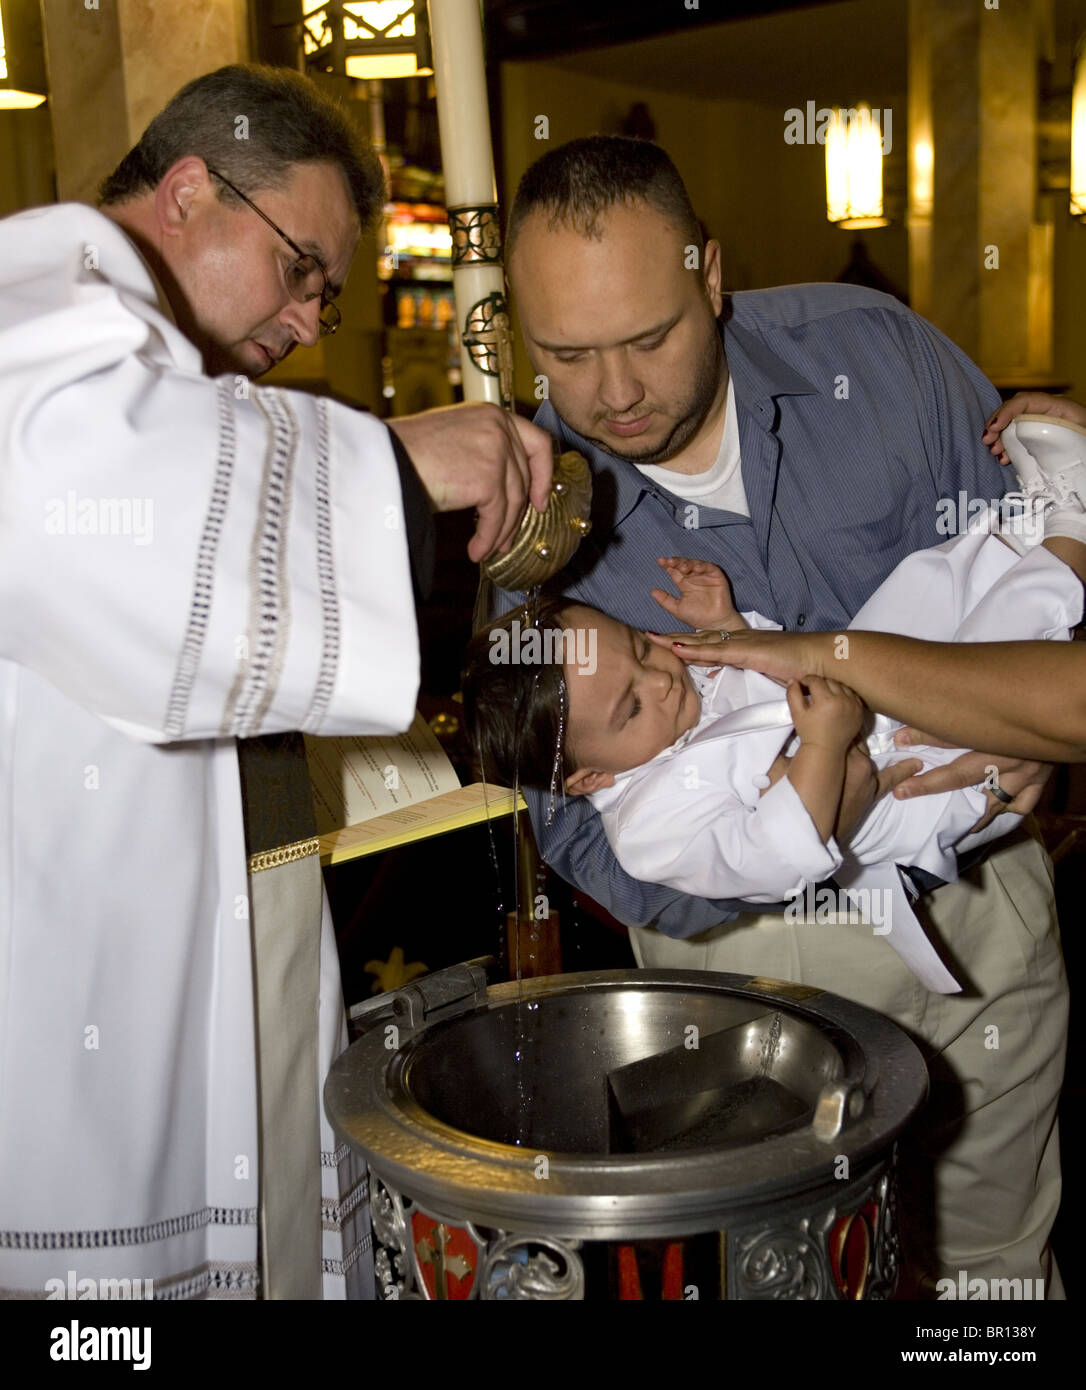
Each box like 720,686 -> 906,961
797,614 -> 807,627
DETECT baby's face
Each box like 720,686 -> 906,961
562,605 -> 701,782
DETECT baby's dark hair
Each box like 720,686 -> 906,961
462,597 -> 585,791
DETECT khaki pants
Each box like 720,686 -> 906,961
629,830 -> 1067,1300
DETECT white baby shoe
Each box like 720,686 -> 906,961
1001,415 -> 1086,547
1002,415 -> 1086,505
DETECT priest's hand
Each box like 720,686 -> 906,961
388,403 -> 554,563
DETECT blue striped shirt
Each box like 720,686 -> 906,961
499,284 -> 1008,938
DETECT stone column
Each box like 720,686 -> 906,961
41,0 -> 249,204
908,0 -> 1057,388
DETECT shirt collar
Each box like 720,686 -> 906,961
721,299 -> 819,411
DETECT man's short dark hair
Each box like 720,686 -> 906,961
98,64 -> 385,230
462,597 -> 583,791
506,135 -> 701,259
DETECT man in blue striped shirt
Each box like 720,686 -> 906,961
499,136 -> 1066,1298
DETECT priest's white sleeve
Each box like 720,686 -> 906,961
0,207 -> 419,743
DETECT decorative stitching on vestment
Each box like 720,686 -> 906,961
164,378 -> 236,738
322,1229 -> 372,1277
0,1206 -> 258,1252
248,836 -> 320,874
221,388 -> 297,737
321,1173 -> 369,1229
157,1261 -> 260,1301
321,1142 -> 350,1167
303,397 -> 341,733
0,1260 -> 260,1301
247,391 -> 298,732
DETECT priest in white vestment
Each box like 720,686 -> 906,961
0,65 -> 551,1300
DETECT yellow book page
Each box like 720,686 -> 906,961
318,782 -> 526,865
305,712 -> 460,833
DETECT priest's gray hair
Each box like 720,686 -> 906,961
98,64 -> 385,230
506,135 -> 702,260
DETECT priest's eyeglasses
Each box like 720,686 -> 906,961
207,168 -> 341,336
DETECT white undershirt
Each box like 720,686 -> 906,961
636,379 -> 749,516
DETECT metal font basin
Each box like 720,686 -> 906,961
325,966 -> 927,1299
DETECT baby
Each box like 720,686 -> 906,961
463,423 -> 1086,992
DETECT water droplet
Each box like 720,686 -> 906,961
545,675 -> 568,828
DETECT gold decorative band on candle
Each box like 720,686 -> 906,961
462,290 -> 515,406
448,205 -> 504,266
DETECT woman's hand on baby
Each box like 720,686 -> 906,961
650,556 -> 742,632
787,676 -> 865,750
648,627 -> 832,685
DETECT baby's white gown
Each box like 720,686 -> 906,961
589,531 -> 1082,991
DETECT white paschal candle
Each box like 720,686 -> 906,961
428,0 -> 513,407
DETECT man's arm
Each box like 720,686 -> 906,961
386,428 -> 436,602
893,302 -> 1007,506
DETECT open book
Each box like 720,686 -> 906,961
305,712 -> 522,866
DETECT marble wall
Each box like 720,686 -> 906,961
910,0 -> 1055,388
0,102 -> 54,216
41,0 -> 248,204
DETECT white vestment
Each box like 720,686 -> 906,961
591,530 -> 1082,991
0,204 -> 422,1298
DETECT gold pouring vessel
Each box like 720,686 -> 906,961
481,447 -> 593,591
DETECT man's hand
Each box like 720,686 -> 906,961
650,556 -> 742,631
982,391 -> 1086,467
388,403 -> 554,563
891,731 -> 1052,829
